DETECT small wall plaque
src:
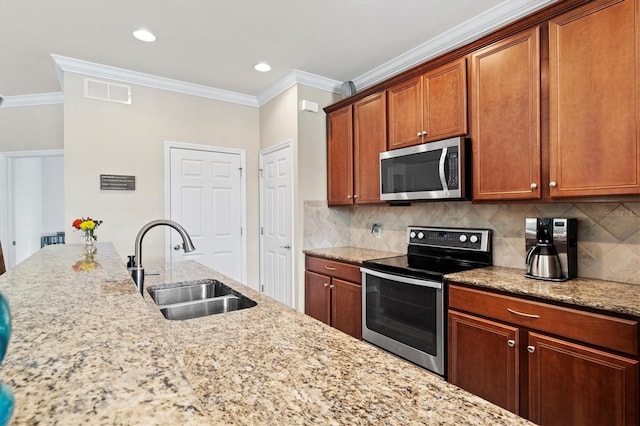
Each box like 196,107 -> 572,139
100,174 -> 135,191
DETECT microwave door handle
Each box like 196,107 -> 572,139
439,147 -> 448,191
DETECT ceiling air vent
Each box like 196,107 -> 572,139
84,78 -> 131,104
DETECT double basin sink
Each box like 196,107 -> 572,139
147,279 -> 256,320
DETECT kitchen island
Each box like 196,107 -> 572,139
0,243 -> 530,425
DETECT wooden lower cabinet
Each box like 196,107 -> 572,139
448,284 -> 639,425
448,311 -> 519,413
330,278 -> 362,339
305,270 -> 330,324
305,256 -> 362,340
528,332 -> 639,426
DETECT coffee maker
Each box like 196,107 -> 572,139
525,218 -> 577,281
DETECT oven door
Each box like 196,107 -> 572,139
361,267 -> 444,376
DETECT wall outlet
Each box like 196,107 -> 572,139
371,223 -> 382,238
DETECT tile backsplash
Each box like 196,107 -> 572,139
304,200 -> 640,285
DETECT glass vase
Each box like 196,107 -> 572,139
83,231 -> 94,246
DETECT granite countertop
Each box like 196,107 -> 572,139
305,246 -> 640,318
303,246 -> 402,264
0,243 -> 531,425
446,266 -> 640,318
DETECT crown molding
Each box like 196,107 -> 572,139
0,92 -> 64,108
256,69 -> 341,106
14,2 -> 557,109
353,0 -> 558,91
51,54 -> 260,107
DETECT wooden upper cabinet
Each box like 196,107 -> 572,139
327,93 -> 386,206
353,91 -> 387,204
388,75 -> 423,149
548,0 -> 640,198
470,27 -> 541,201
388,57 -> 467,149
422,58 -> 468,142
327,105 -> 353,206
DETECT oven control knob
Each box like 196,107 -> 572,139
410,231 -> 416,239
417,232 -> 424,239
459,235 -> 468,243
470,235 -> 479,243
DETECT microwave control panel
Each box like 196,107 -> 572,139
446,148 -> 459,190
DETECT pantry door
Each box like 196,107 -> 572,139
167,143 -> 246,283
259,142 -> 293,308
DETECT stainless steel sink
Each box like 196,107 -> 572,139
147,279 -> 256,320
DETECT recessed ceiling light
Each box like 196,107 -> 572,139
254,62 -> 271,72
133,29 -> 156,42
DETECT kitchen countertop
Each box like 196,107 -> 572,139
306,246 -> 640,318
0,243 -> 531,425
303,246 -> 402,264
446,266 -> 640,318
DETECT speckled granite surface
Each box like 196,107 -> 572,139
0,243 -> 531,425
446,266 -> 640,317
307,246 -> 640,319
303,246 -> 402,264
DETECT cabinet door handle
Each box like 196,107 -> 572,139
353,194 -> 358,199
422,130 -> 428,136
329,284 -> 335,289
417,132 -> 422,138
507,308 -> 540,319
530,183 -> 537,190
324,266 -> 336,271
527,345 -> 536,353
549,181 -> 557,188
323,282 -> 329,287
347,195 -> 352,199
507,339 -> 515,347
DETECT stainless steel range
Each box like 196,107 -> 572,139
360,226 -> 492,377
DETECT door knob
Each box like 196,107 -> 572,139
280,245 -> 291,250
173,244 -> 182,251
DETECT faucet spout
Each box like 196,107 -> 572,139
131,219 -> 195,295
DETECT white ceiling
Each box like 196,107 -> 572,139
0,0 -> 557,104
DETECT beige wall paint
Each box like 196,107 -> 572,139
62,73 -> 261,287
258,84 -> 340,310
295,86 -> 340,309
0,104 -> 63,151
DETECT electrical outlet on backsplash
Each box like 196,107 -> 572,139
303,200 -> 640,285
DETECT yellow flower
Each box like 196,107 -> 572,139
79,220 -> 96,231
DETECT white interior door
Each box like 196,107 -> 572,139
169,145 -> 244,282
260,142 -> 293,308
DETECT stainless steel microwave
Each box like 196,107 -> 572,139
380,136 -> 468,201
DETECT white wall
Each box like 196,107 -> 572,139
62,73 -> 261,286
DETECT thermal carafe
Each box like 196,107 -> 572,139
525,218 -> 577,281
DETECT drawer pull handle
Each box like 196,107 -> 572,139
324,266 -> 336,271
507,308 -> 540,319
507,339 -> 515,347
527,345 -> 536,353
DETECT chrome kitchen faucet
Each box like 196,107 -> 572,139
131,219 -> 195,295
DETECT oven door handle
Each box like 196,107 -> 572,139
360,267 -> 442,290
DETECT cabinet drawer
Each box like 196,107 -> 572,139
305,256 -> 361,284
449,285 -> 638,356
